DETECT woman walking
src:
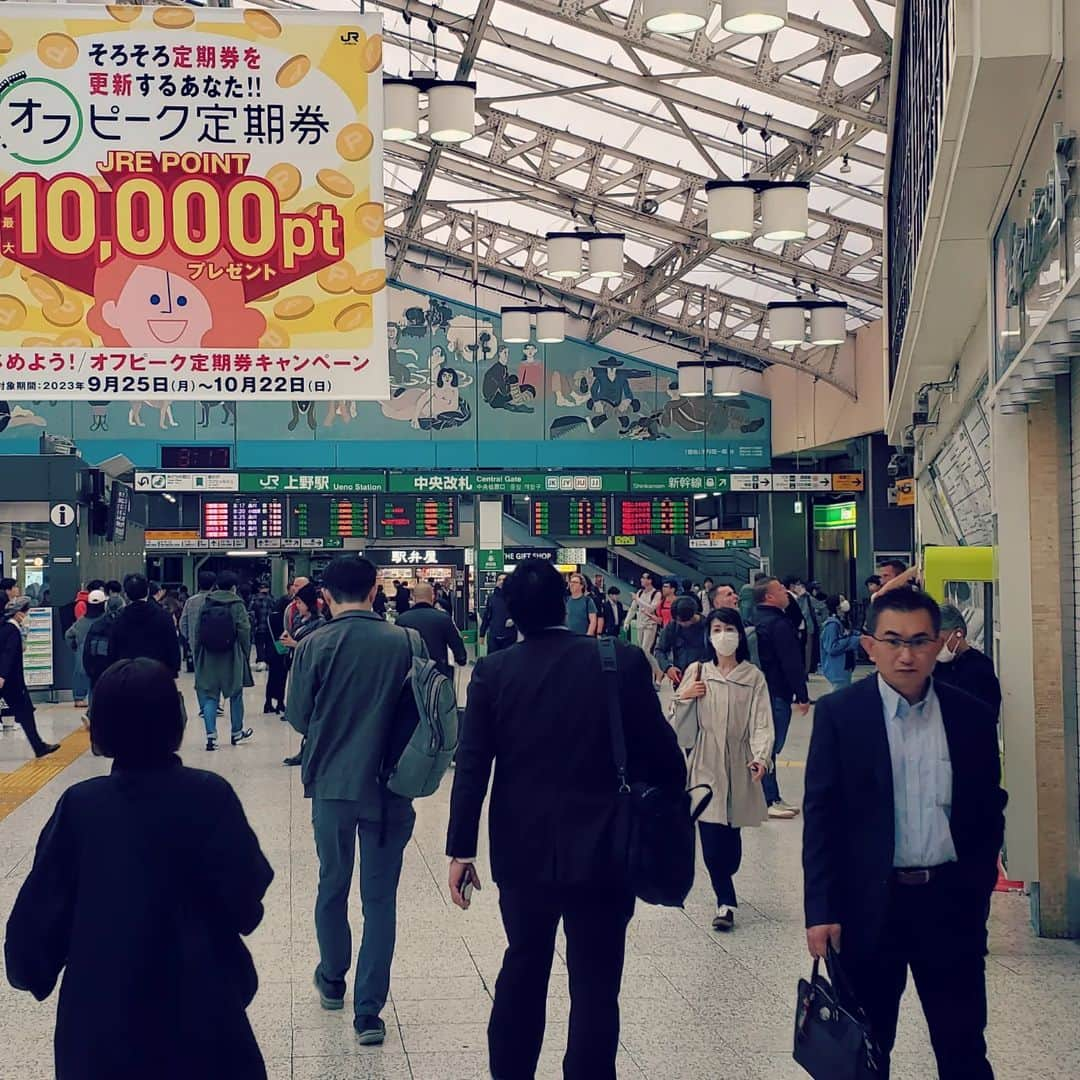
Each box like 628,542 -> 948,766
624,570 -> 663,684
674,609 -> 773,932
819,594 -> 862,692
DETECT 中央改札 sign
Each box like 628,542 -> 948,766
0,5 -> 386,400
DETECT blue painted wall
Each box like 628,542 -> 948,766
0,284 -> 771,469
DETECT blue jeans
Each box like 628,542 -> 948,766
198,689 -> 244,738
763,696 -> 792,806
311,797 -> 415,1018
71,665 -> 90,703
828,673 -> 853,692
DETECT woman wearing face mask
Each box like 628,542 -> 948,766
818,594 -> 862,692
674,609 -> 773,932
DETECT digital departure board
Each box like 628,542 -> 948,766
530,495 -> 609,538
376,495 -> 458,539
615,495 -> 693,536
202,497 -> 285,539
292,498 -> 372,539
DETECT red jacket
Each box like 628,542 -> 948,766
657,595 -> 674,627
73,591 -> 89,620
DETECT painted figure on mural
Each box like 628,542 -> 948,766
446,315 -> 498,365
288,401 -> 318,432
551,367 -> 592,408
387,321 -> 418,387
516,342 -> 542,393
0,402 -> 46,433
482,348 -> 535,413
198,401 -> 237,428
661,381 -> 766,435
382,346 -> 472,430
88,402 -> 110,432
128,400 -> 178,429
323,401 -> 358,428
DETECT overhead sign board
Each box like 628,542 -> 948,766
0,5 -> 387,401
239,472 -> 386,494
136,472 -> 239,493
386,472 -> 628,494
813,501 -> 858,530
831,473 -> 865,492
628,472 -> 729,493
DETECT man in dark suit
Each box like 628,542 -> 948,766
396,581 -> 467,680
803,588 -> 1006,1080
445,559 -> 686,1080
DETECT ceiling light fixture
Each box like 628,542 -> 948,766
706,181 -> 755,240
644,0 -> 710,34
809,302 -> 847,346
546,234 -> 584,279
535,308 -> 567,343
766,302 -> 806,347
676,361 -> 708,397
501,305 -> 568,344
384,78 -> 420,141
588,234 -> 625,279
721,0 -> 788,35
760,181 -> 809,241
427,80 -> 476,143
545,231 -> 626,280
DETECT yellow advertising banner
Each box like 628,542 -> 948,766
708,529 -> 755,541
831,473 -> 865,492
895,478 -> 915,507
0,4 -> 386,399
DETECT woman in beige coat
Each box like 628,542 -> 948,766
675,609 -> 774,931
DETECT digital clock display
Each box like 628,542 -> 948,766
161,446 -> 232,470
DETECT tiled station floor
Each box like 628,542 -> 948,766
0,674 -> 1078,1079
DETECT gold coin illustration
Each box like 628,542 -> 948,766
243,10 -> 282,38
152,7 -> 195,29
261,322 -> 291,349
354,203 -> 385,238
267,162 -> 302,202
0,29 -> 13,53
336,123 -> 374,163
352,269 -> 386,295
334,301 -> 371,332
0,295 -> 29,331
105,5 -> 142,23
317,263 -> 355,295
273,296 -> 315,320
42,298 -> 83,327
316,169 -> 355,199
276,55 -> 311,89
37,33 -> 79,69
362,35 -> 383,74
27,274 -> 63,307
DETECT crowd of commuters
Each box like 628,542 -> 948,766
1,553 -> 1008,1080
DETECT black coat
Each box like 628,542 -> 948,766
396,602 -> 467,680
754,604 -> 809,704
5,758 -> 273,1080
934,646 -> 1001,717
447,630 -> 686,887
0,619 -> 29,703
479,587 -> 514,644
108,599 -> 182,678
802,676 -> 1006,959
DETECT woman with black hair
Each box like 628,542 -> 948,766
673,609 -> 774,932
4,658 -> 274,1080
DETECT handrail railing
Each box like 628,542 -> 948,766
887,0 -> 954,386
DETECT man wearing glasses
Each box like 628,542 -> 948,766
803,588 -> 1006,1080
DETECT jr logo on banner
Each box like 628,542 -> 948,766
0,4 -> 387,400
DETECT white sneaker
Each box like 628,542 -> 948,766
768,802 -> 797,819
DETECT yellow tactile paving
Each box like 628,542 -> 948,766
0,727 -> 91,822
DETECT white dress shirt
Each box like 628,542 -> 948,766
877,675 -> 958,868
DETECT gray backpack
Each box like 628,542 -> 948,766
381,628 -> 459,801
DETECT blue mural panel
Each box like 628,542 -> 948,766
0,285 -> 772,469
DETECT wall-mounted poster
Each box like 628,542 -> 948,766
0,4 -> 386,400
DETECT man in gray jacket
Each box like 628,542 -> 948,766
287,556 -> 427,1047
179,570 -> 217,674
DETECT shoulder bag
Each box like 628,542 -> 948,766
597,637 -> 711,907
793,944 -> 882,1079
668,661 -> 702,749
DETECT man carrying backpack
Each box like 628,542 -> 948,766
192,570 -> 254,752
82,590 -> 119,701
286,556 -> 431,1048
108,573 -> 181,678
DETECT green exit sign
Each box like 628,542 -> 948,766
813,501 -> 857,530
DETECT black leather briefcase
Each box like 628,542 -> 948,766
793,946 -> 882,1080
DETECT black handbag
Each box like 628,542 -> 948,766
597,637 -> 711,908
793,945 -> 882,1079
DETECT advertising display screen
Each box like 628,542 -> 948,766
0,6 -> 386,401
376,495 -> 458,539
530,495 -> 609,538
615,495 -> 693,536
202,497 -> 284,538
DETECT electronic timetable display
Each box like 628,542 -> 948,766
292,498 -> 373,539
530,495 -> 609,538
614,495 -> 693,536
376,495 -> 458,539
201,498 -> 285,539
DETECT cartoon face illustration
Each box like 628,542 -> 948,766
100,267 -> 213,347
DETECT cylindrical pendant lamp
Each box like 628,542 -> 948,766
1021,372 -> 1054,392
501,308 -> 531,343
721,0 -> 787,34
535,308 -> 566,343
644,0 -> 710,34
1028,343 -> 1070,375
706,181 -> 755,241
767,302 -> 805,347
1049,334 -> 1080,359
384,79 -> 420,142
427,81 -> 475,143
1065,294 -> 1080,335
809,303 -> 847,346
546,234 -> 583,279
998,401 -> 1027,415
677,362 -> 707,397
761,181 -> 809,241
588,234 -> 624,279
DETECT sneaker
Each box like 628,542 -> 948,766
712,905 -> 735,932
776,800 -> 801,816
313,970 -> 345,1011
353,1014 -> 386,1045
205,738 -> 217,752
768,801 -> 797,819
216,706 -> 224,716
231,728 -> 254,746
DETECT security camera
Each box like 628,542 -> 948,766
912,388 -> 930,427
887,451 -> 908,479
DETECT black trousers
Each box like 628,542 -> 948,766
265,648 -> 289,706
490,884 -> 634,1080
10,695 -> 47,756
698,821 -> 741,908
846,871 -> 993,1080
